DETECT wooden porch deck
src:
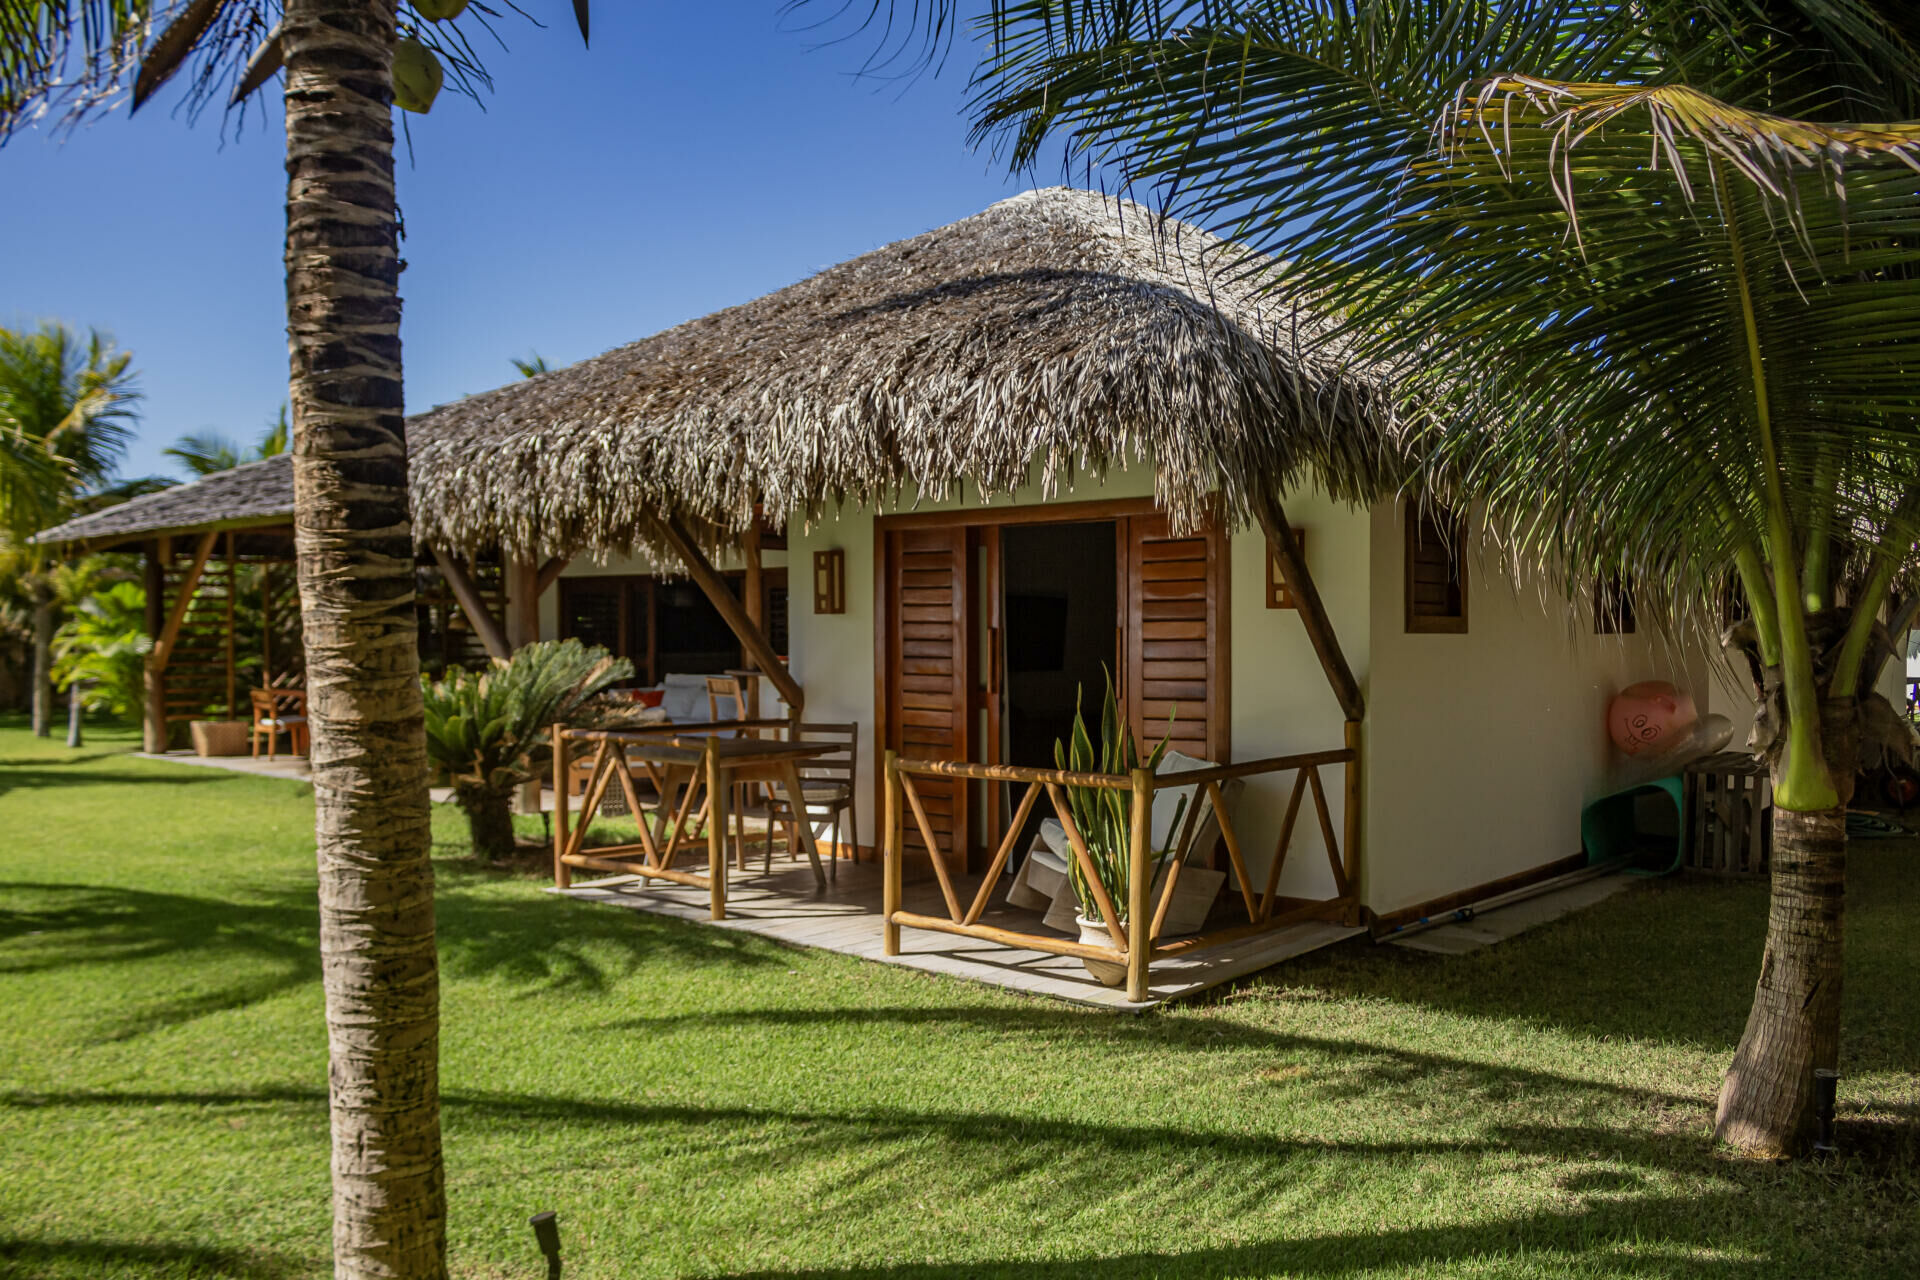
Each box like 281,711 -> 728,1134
551,858 -> 1361,1010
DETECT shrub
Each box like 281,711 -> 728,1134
1052,669 -> 1184,924
422,639 -> 632,859
52,581 -> 150,718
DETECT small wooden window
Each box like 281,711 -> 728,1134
813,548 -> 847,614
1594,575 -> 1637,635
1265,528 -> 1308,609
1404,504 -> 1468,633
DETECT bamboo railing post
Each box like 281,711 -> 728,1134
1343,719 -> 1363,924
1127,767 -> 1153,1002
705,738 -> 728,921
883,750 -> 902,955
551,725 -> 571,888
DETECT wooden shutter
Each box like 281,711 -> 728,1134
1122,513 -> 1228,762
883,526 -> 971,869
1405,504 -> 1468,633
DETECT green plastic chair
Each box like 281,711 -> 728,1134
1580,775 -> 1686,875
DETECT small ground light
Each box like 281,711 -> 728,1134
1812,1068 -> 1840,1158
529,1210 -> 562,1279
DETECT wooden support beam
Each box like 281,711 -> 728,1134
143,539 -> 167,753
430,547 -> 510,660
1250,487 -> 1365,721
152,531 -> 219,672
533,555 -> 570,597
507,559 -> 540,650
743,521 -> 764,631
656,515 -> 804,711
224,531 -> 237,720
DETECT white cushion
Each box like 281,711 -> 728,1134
1033,822 -> 1071,873
1150,750 -> 1215,851
660,673 -> 710,722
1038,754 -> 1212,862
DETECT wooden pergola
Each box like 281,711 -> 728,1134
34,455 -> 799,752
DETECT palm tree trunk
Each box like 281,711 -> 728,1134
457,783 -> 518,861
1714,800 -> 1847,1156
30,578 -> 53,738
283,3 -> 445,1277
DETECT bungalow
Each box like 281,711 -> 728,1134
404,187 -> 1752,922
40,188 -> 1793,997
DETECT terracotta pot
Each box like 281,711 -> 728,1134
1607,681 -> 1698,757
1075,912 -> 1127,987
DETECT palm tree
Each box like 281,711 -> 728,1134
164,404 -> 293,475
3,6 -> 588,1274
161,430 -> 243,475
968,0 -> 1920,1156
0,322 -> 140,736
510,353 -> 550,377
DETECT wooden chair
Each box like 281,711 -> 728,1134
704,675 -> 761,869
765,722 -> 858,882
250,688 -> 309,760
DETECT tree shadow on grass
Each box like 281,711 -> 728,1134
0,1234 -> 306,1279
707,1190 -> 1906,1280
0,881 -> 320,1041
1247,843 -> 1920,1075
8,1082 -> 1910,1279
435,883 -> 787,993
0,767 -> 231,797
0,871 -> 782,1042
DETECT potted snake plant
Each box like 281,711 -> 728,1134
1052,670 -> 1186,985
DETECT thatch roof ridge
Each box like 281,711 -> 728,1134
408,187 -> 1404,560
34,453 -> 294,547
41,189 -> 1406,558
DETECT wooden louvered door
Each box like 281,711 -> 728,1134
882,525 -> 971,875
1122,512 -> 1229,762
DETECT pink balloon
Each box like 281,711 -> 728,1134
1608,681 -> 1698,757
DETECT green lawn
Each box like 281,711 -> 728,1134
1,717 -> 1914,1279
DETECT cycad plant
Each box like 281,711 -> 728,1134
1052,669 -> 1186,924
972,0 -> 1920,1155
421,639 -> 631,861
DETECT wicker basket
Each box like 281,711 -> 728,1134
190,719 -> 251,757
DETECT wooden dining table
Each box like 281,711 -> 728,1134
551,725 -> 836,920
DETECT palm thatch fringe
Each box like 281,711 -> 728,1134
407,188 -> 1408,561
41,190 -> 1409,559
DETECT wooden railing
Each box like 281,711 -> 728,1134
883,726 -> 1361,1002
550,718 -> 795,900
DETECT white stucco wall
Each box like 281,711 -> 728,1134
1362,501 -> 1712,916
782,469 -> 1373,893
535,476 -> 1736,918
1225,494 -> 1371,901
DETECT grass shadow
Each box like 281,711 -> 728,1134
9,1081 -> 1910,1278
1253,843 -> 1920,1073
0,1234 -> 304,1279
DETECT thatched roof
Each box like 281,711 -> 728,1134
41,189 -> 1406,559
408,187 -> 1404,561
34,454 -> 293,548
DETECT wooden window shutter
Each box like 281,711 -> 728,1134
882,526 -> 970,872
1122,512 -> 1229,762
1404,504 -> 1468,633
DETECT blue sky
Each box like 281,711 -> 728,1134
0,5 -> 1054,482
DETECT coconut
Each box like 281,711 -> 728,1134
392,38 -> 443,114
413,0 -> 469,19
